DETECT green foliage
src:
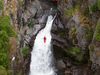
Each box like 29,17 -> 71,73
83,7 -> 90,16
64,5 -> 80,18
84,27 -> 93,41
0,16 -> 16,37
0,31 -> 9,50
69,27 -> 77,38
89,2 -> 98,12
69,47 -> 81,55
58,29 -> 66,38
21,46 -> 29,58
28,18 -> 34,28
67,47 -> 84,63
0,53 -> 9,68
94,20 -> 100,41
0,66 -> 7,75
97,0 -> 100,10
0,66 -> 13,75
95,32 -> 100,41
0,15 -> 16,71
0,0 -> 3,10
89,44 -> 95,65
89,0 -> 100,12
64,8 -> 74,18
18,0 -> 24,6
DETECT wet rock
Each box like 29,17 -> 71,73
27,6 -> 37,17
72,67 -> 81,75
32,0 -> 43,17
57,60 -> 66,70
64,70 -> 71,75
38,14 -> 47,24
29,35 -> 35,49
71,65 -> 92,75
22,0 -> 43,23
32,24 -> 44,35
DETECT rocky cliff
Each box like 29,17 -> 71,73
0,0 -> 100,75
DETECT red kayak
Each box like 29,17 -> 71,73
44,36 -> 46,43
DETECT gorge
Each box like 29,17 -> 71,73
0,0 -> 100,75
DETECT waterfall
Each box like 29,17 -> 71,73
29,15 -> 56,75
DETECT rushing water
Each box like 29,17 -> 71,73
29,15 -> 56,75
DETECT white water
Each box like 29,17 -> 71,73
29,15 -> 56,75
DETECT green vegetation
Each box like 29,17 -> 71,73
58,29 -> 66,38
28,18 -> 34,28
89,2 -> 98,12
21,46 -> 29,58
89,0 -> 100,12
97,0 -> 100,10
0,66 -> 13,75
64,8 -> 74,18
0,0 -> 3,10
67,47 -> 84,63
69,27 -> 77,38
0,16 -> 16,36
84,27 -> 93,41
94,20 -> 100,41
0,66 -> 7,75
69,47 -> 81,56
0,15 -> 16,73
69,27 -> 78,45
64,5 -> 80,18
18,0 -> 24,6
89,44 -> 95,53
83,6 -> 90,16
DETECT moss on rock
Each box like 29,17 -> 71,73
68,47 -> 81,56
69,26 -> 77,45
94,19 -> 100,41
64,5 -> 80,19
84,27 -> 93,41
21,46 -> 29,58
67,47 -> 84,63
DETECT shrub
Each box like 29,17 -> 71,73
0,15 -> 16,70
69,47 -> 81,56
21,46 -> 29,58
0,16 -> 16,37
67,47 -> 84,63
